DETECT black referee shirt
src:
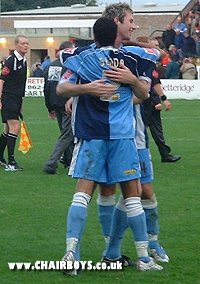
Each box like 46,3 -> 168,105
0,50 -> 27,97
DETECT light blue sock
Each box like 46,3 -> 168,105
73,220 -> 86,261
144,207 -> 159,235
144,207 -> 160,250
98,204 -> 115,237
98,205 -> 115,237
98,203 -> 115,257
127,212 -> 148,242
67,205 -> 87,239
97,194 -> 115,238
105,207 -> 128,259
128,213 -> 150,263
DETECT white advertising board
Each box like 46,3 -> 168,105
25,78 -> 45,97
161,79 -> 200,100
25,77 -> 200,100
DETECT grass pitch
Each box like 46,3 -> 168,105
0,98 -> 200,284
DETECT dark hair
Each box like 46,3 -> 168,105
93,17 -> 117,47
59,41 -> 73,50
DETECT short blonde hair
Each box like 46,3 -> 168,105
102,2 -> 133,23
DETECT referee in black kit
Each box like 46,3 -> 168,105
0,35 -> 29,171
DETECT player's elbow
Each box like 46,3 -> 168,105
56,82 -> 70,98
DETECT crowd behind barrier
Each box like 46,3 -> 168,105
12,2 -> 200,101
25,77 -> 200,100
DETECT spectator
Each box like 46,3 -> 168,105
174,29 -> 184,49
182,30 -> 197,58
185,10 -> 195,35
190,11 -> 200,36
159,50 -> 171,67
32,63 -> 44,77
180,57 -> 197,79
165,57 -> 180,79
173,16 -> 187,33
168,44 -> 180,62
162,24 -> 175,50
194,22 -> 200,34
193,30 -> 200,57
30,59 -> 41,76
41,55 -> 51,71
174,29 -> 184,59
196,0 -> 200,14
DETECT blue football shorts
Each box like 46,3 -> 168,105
138,148 -> 154,184
69,139 -> 141,184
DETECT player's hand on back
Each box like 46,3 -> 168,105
104,63 -> 137,85
87,79 -> 117,98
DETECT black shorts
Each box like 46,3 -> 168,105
1,94 -> 23,123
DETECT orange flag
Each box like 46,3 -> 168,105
18,121 -> 33,154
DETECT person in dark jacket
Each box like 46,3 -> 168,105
174,29 -> 184,52
32,63 -> 44,77
162,24 -> 176,50
43,41 -> 74,174
182,30 -> 197,57
0,35 -> 29,171
143,67 -> 181,162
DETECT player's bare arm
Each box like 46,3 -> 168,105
57,79 -> 117,98
153,83 -> 172,111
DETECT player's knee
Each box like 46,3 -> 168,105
7,120 -> 20,134
141,193 -> 158,209
97,193 -> 115,206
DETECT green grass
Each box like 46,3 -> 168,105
0,98 -> 200,284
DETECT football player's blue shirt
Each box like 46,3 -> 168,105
60,45 -> 159,140
61,44 -> 159,79
60,45 -> 92,65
